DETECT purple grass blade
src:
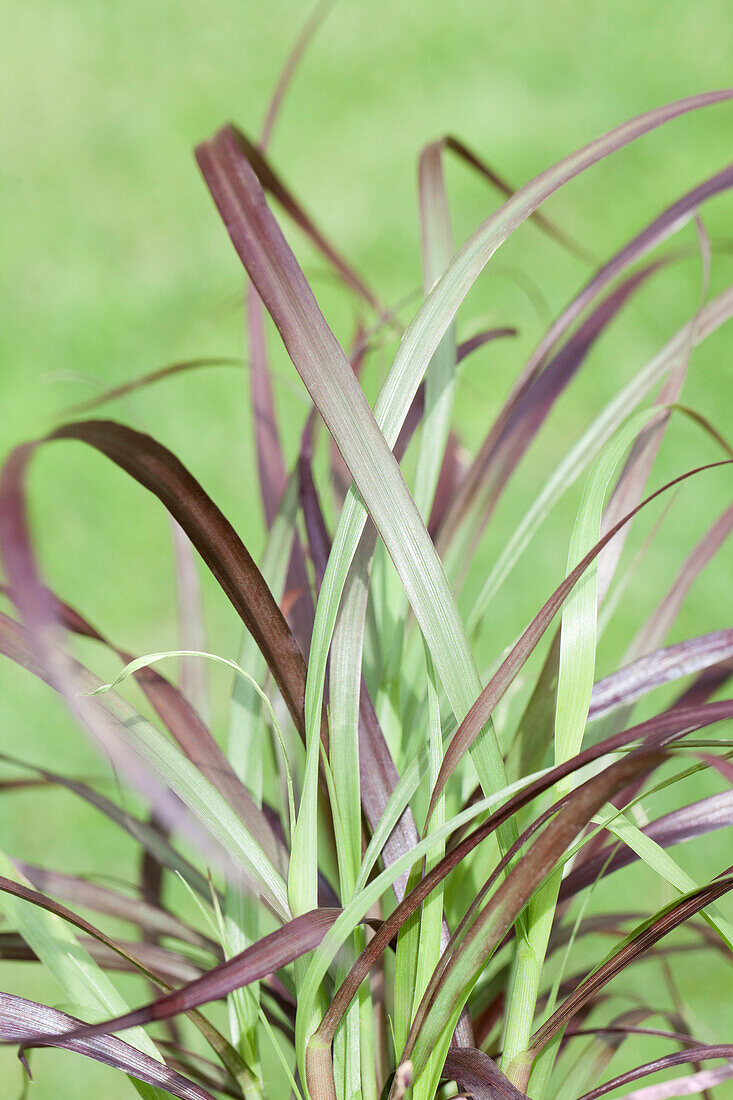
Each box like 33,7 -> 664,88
0,932 -> 202,985
617,1062 -> 733,1100
170,521 -> 209,720
0,873 -> 194,988
590,630 -> 733,721
259,0 -> 336,150
559,790 -> 733,901
0,993 -> 217,1100
329,330 -> 369,507
0,757 -> 209,908
597,221 -> 713,604
0,1003 -> 216,1095
577,1046 -> 733,1100
427,431 -> 465,539
428,461 -> 732,822
41,420 -> 329,752
229,127 -> 380,310
438,258 -> 676,557
627,501 -> 733,662
473,160 -> 733,496
16,863 -> 215,951
247,284 -> 288,528
441,134 -> 595,263
456,325 -> 519,364
672,660 -> 733,709
528,878 -> 733,1059
298,415 -> 332,594
61,357 -> 242,416
6,909 -> 342,1046
442,1047 -> 527,1100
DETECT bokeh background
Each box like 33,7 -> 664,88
2,1 -> 733,1095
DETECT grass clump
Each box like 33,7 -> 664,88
0,12 -> 732,1100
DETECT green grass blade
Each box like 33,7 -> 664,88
501,407 -> 664,1082
467,286 -> 733,633
88,649 -> 292,922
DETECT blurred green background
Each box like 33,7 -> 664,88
2,0 -> 733,1095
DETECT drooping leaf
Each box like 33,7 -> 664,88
0,993 -> 215,1100
7,909 -> 342,1045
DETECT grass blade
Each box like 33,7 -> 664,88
0,993 -> 215,1100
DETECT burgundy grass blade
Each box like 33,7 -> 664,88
247,284 -> 288,528
529,877 -> 733,1059
8,909 -> 342,1047
0,874 -> 191,989
456,326 -> 518,362
0,993 -> 215,1100
442,1047 -> 527,1100
0,932 -> 202,985
170,521 -> 209,719
559,790 -> 733,901
229,126 -> 380,310
428,431 -> 465,539
440,135 -> 595,263
44,420 -> 328,751
437,258 -> 676,551
467,160 -> 733,504
597,217 -> 714,604
245,298 -> 314,651
62,357 -> 242,415
428,461 -> 732,822
578,1046 -> 733,1100
628,500 -> 733,661
259,0 -> 336,150
589,630 -> 733,721
16,862 -> 214,951
672,660 -> 733,710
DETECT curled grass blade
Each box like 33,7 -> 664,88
0,993 -> 215,1100
42,419 -> 325,748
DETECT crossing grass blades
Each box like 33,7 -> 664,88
0,17 -> 733,1100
